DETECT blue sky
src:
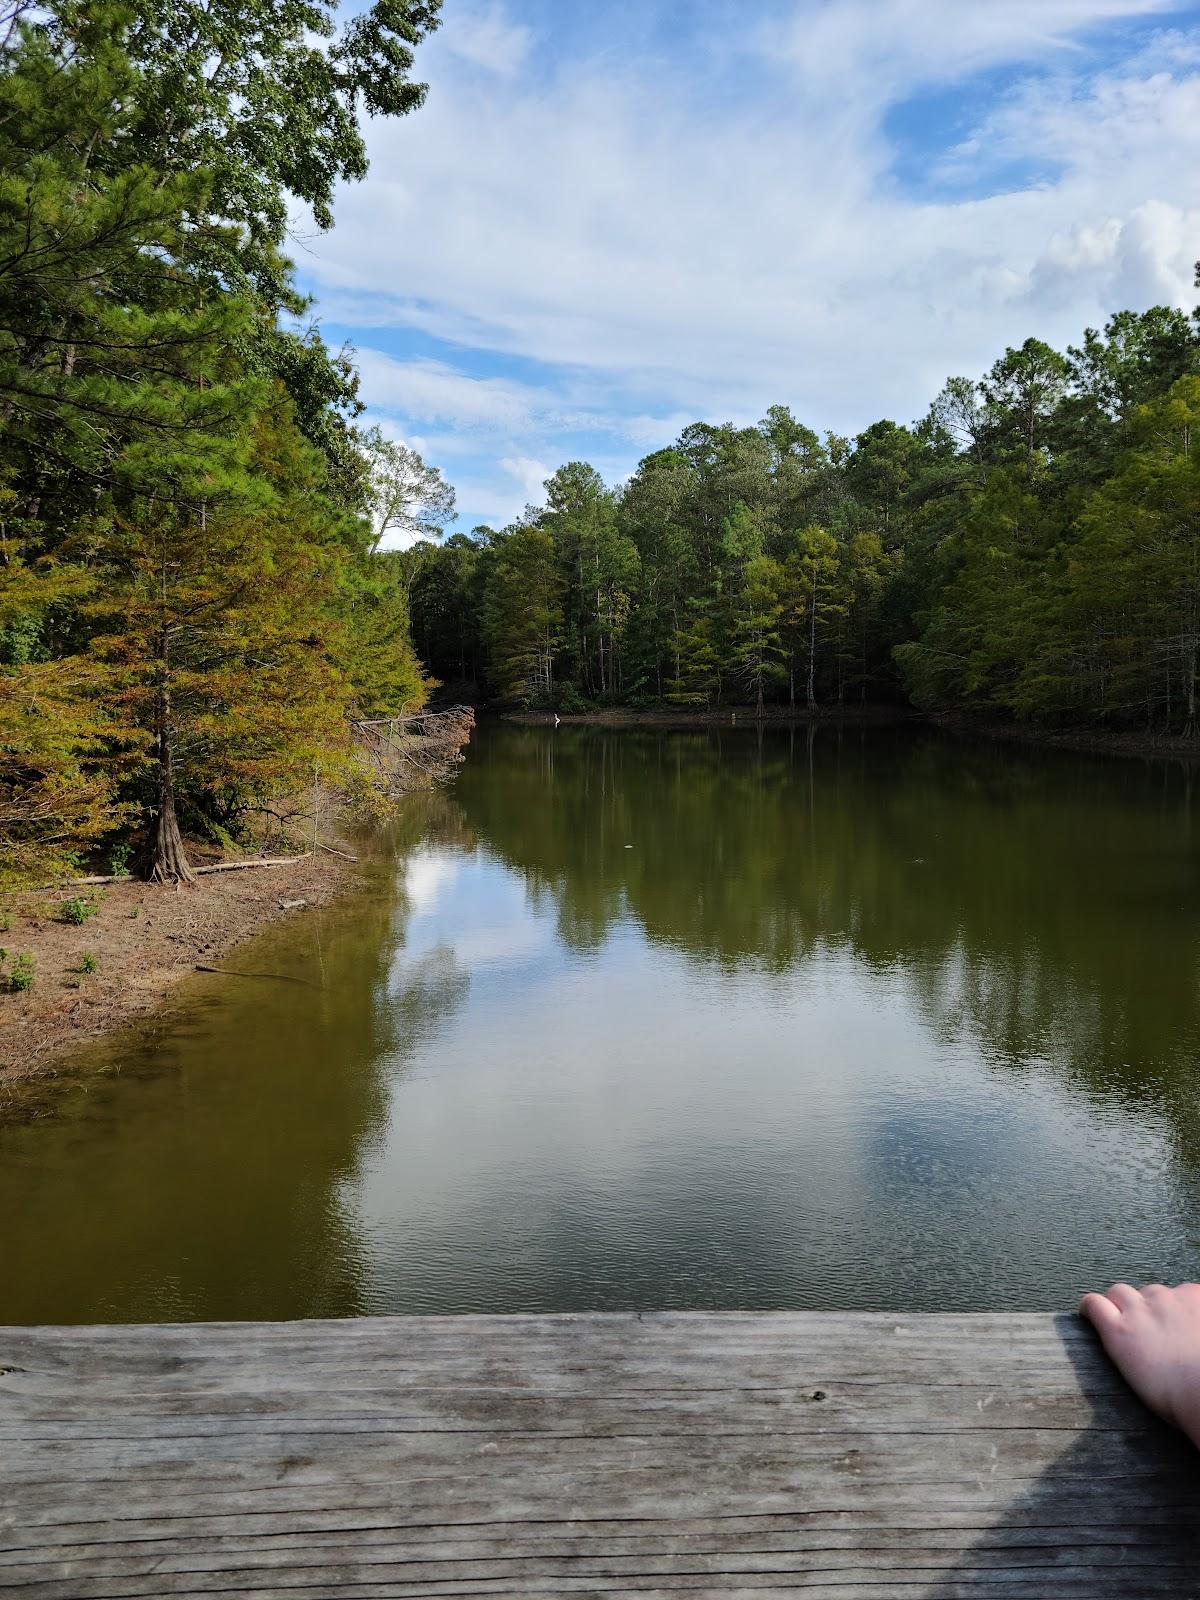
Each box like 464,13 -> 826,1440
293,0 -> 1200,539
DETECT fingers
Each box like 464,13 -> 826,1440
1103,1282 -> 1144,1313
1079,1291 -> 1123,1333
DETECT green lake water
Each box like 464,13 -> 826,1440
4,720 -> 1200,1322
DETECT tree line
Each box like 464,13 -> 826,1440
408,307 -> 1200,733
0,0 -> 453,888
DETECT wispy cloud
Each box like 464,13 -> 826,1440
441,2 -> 533,77
302,0 -> 1200,527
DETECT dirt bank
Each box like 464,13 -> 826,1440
0,707 -> 475,1108
0,851 -> 355,1103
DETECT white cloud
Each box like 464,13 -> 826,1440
762,0 -> 1176,100
352,349 -> 695,457
500,455 -> 552,501
440,2 -> 533,78
355,351 -> 542,431
304,0 -> 1200,486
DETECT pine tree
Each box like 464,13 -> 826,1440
89,398 -> 356,880
0,490 -> 125,885
731,555 -> 786,715
666,603 -> 721,708
482,526 -> 564,706
783,526 -> 841,709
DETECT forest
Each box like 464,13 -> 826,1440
6,0 -> 1200,898
408,308 -> 1200,733
0,0 -> 454,889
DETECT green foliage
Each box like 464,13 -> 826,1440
557,682 -> 590,714
77,951 -> 99,974
481,526 -> 564,706
4,951 -> 36,993
0,0 -> 445,886
731,555 -> 786,712
107,842 -> 134,878
410,304 -> 1200,738
59,896 -> 97,925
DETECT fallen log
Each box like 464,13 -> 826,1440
67,855 -> 310,887
193,857 -> 302,875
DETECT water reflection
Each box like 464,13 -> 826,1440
3,723 -> 1200,1322
0,862 -> 469,1323
459,723 -> 1200,1103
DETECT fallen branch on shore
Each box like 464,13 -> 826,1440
351,704 -> 475,793
65,857 -> 299,886
66,851 -> 361,887
194,857 -> 299,875
316,842 -> 359,862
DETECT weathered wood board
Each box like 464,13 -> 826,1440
1,1312 -> 1198,1597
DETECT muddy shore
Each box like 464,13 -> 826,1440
0,852 -> 355,1105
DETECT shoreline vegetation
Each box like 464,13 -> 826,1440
0,0 -> 474,1107
1,1 -> 457,898
0,706 -> 473,1109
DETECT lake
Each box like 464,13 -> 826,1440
3,720 -> 1200,1323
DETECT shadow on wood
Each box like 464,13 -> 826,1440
0,1312 -> 1198,1597
921,1314 -> 1200,1598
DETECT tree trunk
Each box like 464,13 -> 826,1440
807,591 -> 818,710
144,634 -> 195,885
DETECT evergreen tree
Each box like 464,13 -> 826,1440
0,0 -> 446,884
731,555 -> 786,715
482,526 -> 564,706
89,397 -> 359,880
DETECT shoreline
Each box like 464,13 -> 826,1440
928,712 -> 1200,765
0,851 -> 357,1111
5,706 -> 1194,1110
0,707 -> 475,1113
505,703 -> 1200,762
503,704 -> 913,730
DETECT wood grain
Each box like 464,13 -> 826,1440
1,1313 -> 1197,1597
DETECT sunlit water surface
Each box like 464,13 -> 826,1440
4,722 -> 1200,1322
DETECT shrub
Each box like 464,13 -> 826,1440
557,683 -> 590,715
107,842 -> 133,878
5,952 -> 35,993
77,952 -> 98,975
60,896 -> 97,925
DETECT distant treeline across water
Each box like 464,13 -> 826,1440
408,310 -> 1200,736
